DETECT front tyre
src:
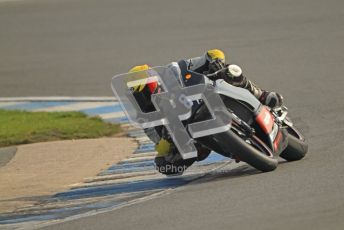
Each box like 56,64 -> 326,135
279,126 -> 308,161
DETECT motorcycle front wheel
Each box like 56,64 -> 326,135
279,122 -> 308,161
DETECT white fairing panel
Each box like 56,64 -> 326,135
214,79 -> 261,112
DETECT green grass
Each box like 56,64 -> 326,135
0,109 -> 122,147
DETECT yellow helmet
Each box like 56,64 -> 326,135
129,64 -> 150,73
206,49 -> 226,63
128,64 -> 158,93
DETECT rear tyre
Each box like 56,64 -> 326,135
245,135 -> 279,172
214,130 -> 278,172
279,128 -> 308,161
191,102 -> 278,172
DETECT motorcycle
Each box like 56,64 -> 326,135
111,63 -> 308,174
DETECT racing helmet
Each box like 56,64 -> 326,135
205,49 -> 226,73
205,49 -> 226,63
128,64 -> 158,94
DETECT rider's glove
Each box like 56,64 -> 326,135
260,91 -> 284,108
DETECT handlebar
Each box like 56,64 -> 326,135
205,67 -> 228,78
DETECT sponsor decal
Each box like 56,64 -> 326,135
256,106 -> 274,134
273,131 -> 282,151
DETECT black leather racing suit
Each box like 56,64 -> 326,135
181,56 -> 264,99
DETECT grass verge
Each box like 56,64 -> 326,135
0,109 -> 121,147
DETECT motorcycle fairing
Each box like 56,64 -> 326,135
255,106 -> 288,153
256,106 -> 274,134
214,79 -> 261,113
180,71 -> 206,87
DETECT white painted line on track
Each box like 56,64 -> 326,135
70,174 -> 162,189
0,97 -> 117,102
83,171 -> 158,183
128,152 -> 156,158
120,123 -> 135,129
99,111 -> 126,120
137,140 -> 154,144
134,136 -> 151,142
120,156 -> 155,164
121,125 -> 139,131
32,102 -> 117,112
23,189 -> 169,230
0,102 -> 24,108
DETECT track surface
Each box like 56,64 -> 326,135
1,0 -> 344,229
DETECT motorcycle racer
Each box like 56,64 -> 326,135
178,49 -> 283,108
128,49 -> 284,174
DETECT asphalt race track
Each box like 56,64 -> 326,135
1,0 -> 344,229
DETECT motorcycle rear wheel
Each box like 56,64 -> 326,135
214,129 -> 278,172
